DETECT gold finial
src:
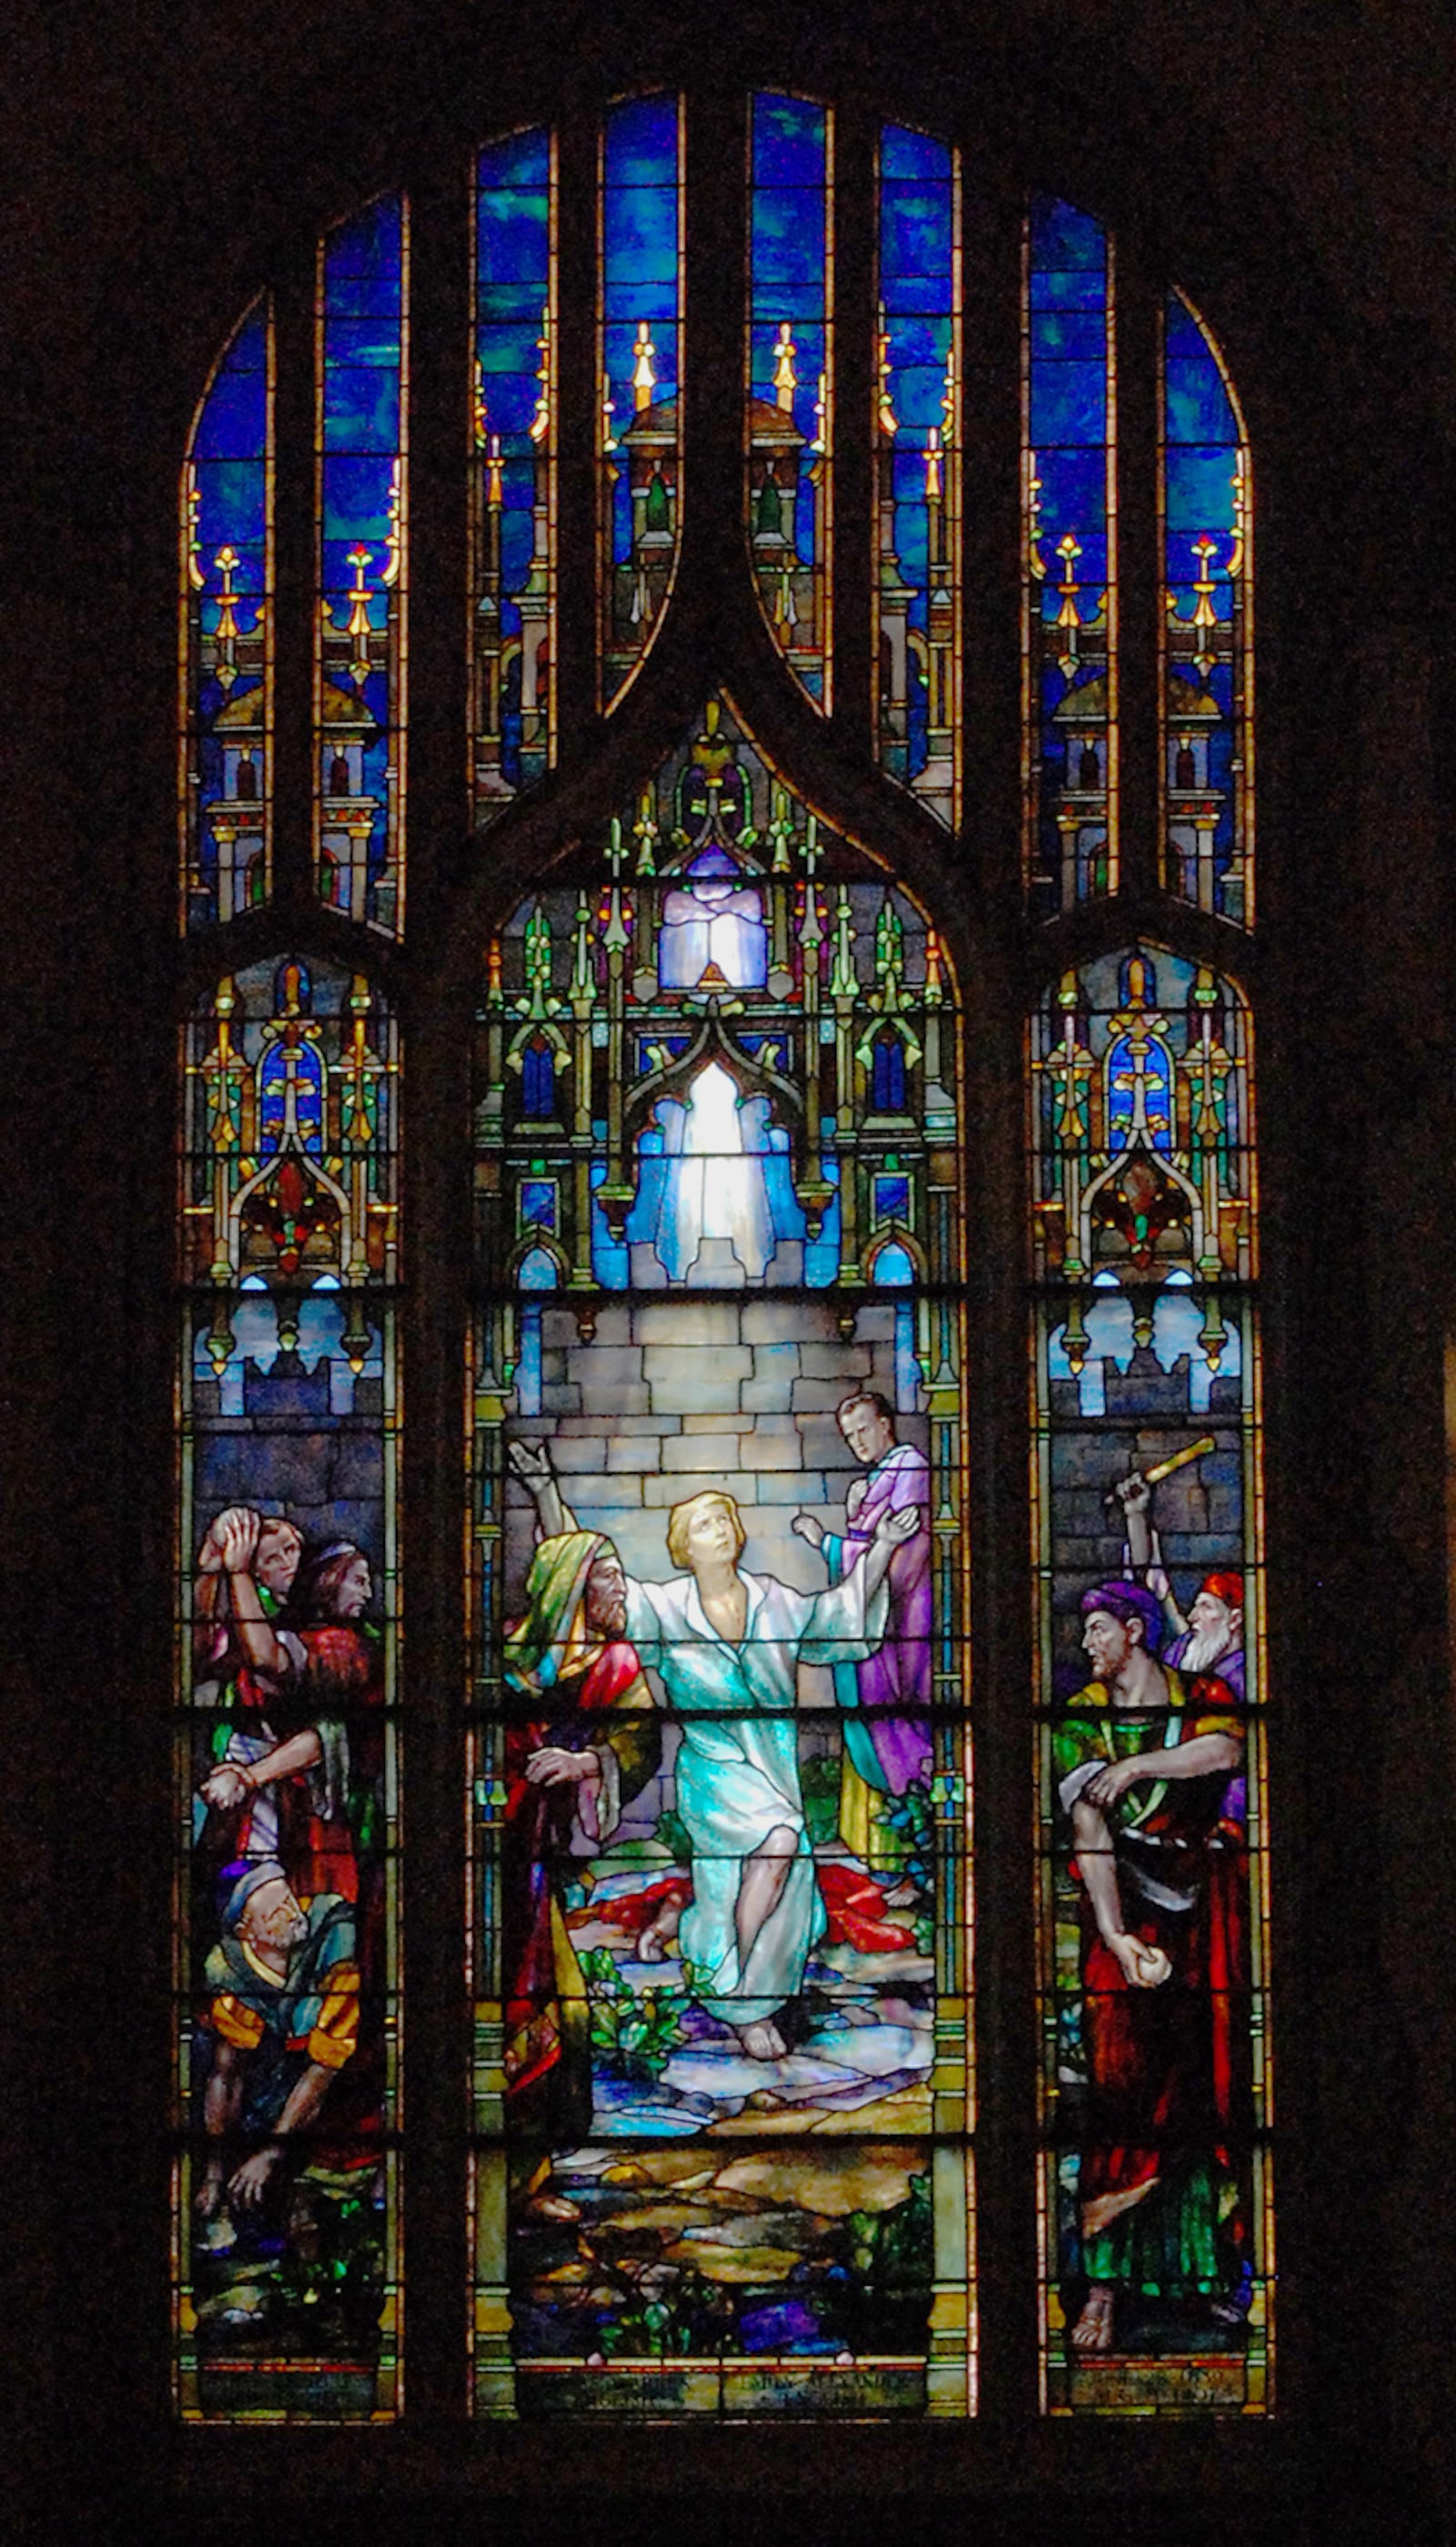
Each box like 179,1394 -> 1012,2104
1026,449 -> 1045,579
1190,533 -> 1219,675
601,370 -> 618,455
185,465 -> 205,592
381,459 -> 402,589
473,359 -> 488,452
213,546 -> 241,689
924,426 -> 943,502
531,301 -> 552,444
773,321 -> 797,414
345,546 -> 373,685
214,546 -> 240,641
877,306 -> 897,437
632,320 -> 657,412
1227,449 -> 1249,579
1056,533 -> 1082,676
939,340 -> 957,448
485,432 -> 504,509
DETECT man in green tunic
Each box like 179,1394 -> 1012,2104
1054,1578 -> 1248,2357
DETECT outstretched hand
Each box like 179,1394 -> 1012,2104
1115,1472 -> 1151,1515
508,1439 -> 553,1491
792,1513 -> 824,1549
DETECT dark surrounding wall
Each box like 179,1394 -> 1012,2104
5,3 -> 1456,2538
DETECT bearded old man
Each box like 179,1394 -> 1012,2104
1055,1578 -> 1249,2358
501,1530 -> 659,2146
1115,1468 -> 1246,1698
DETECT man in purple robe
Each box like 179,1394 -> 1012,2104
794,1392 -> 933,1867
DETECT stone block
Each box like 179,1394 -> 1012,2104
605,1436 -> 663,1473
742,1377 -> 797,1413
642,1345 -> 752,1412
606,1414 -> 676,1435
791,1377 -> 854,1413
740,1419 -> 803,1471
763,1239 -> 804,1284
541,1308 -> 584,1349
550,1436 -> 607,1474
751,1339 -> 802,1379
580,1476 -> 644,1508
853,1304 -> 898,1342
754,1471 -> 827,1505
589,1303 -> 633,1347
741,1298 -> 823,1345
633,1301 -> 743,1346
687,1238 -> 749,1285
643,1471 -> 760,1507
682,1413 -> 751,1433
801,1343 -> 872,1380
568,1345 -> 643,1391
541,1383 -> 583,1414
798,1415 -> 857,1474
662,1432 -> 742,1472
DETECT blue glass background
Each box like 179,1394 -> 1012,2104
319,195 -> 405,909
477,127 -> 552,779
750,94 -> 827,451
602,95 -> 680,573
880,127 -> 954,783
190,304 -> 269,920
1028,195 -> 1111,907
1164,293 -> 1244,889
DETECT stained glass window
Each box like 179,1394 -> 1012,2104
174,103 -> 1271,2440
876,126 -> 959,826
177,958 -> 401,2417
1030,949 -> 1270,2411
316,195 -> 409,931
1162,293 -> 1254,922
473,128 -> 556,818
470,698 -> 974,2415
182,299 -> 273,929
1025,196 -> 1116,917
600,94 -> 682,705
749,94 -> 832,705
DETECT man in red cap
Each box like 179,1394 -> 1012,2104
1116,1472 -> 1246,1700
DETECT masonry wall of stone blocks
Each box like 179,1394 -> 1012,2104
504,1295 -> 929,1629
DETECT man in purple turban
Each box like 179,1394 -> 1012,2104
794,1391 -> 933,1869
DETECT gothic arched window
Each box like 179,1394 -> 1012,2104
176,87 -> 1269,2432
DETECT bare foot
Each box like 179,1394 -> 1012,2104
883,1878 -> 918,1910
1071,2286 -> 1115,2352
638,1897 -> 683,1963
735,2018 -> 787,2061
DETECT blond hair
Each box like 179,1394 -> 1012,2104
666,1490 -> 746,1571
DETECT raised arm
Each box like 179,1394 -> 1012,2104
217,1507 -> 292,1676
508,1437 -> 572,1538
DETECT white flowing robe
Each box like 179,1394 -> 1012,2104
622,1565 -> 888,2024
